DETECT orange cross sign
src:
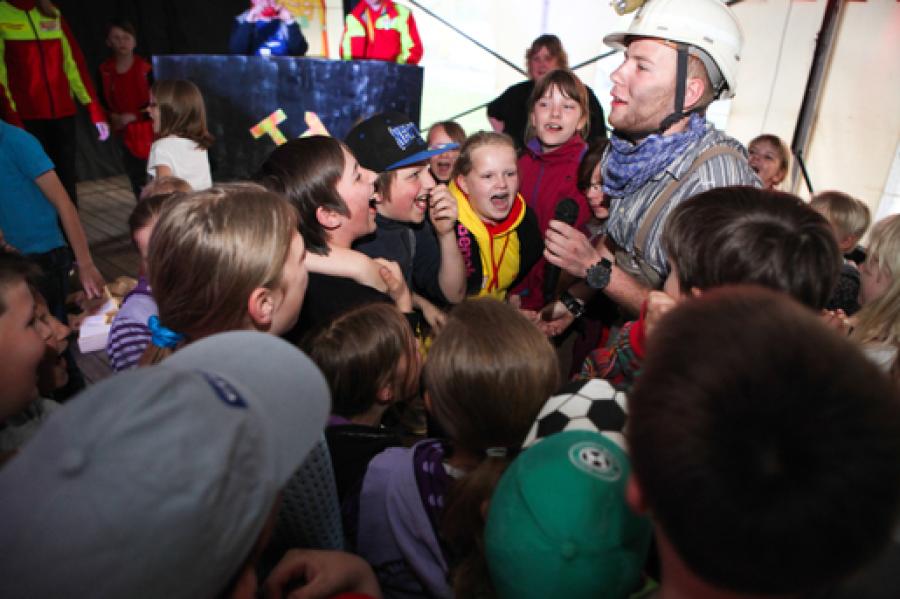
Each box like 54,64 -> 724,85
250,109 -> 288,145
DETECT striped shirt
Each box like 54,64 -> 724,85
106,279 -> 157,372
604,125 -> 761,280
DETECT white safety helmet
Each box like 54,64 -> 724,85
604,0 -> 743,100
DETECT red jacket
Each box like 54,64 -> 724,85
340,0 -> 422,65
0,0 -> 105,125
99,55 -> 153,159
514,135 -> 591,310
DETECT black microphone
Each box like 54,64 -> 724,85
543,197 -> 580,304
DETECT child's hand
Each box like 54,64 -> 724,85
821,309 -> 853,336
428,184 -> 458,237
77,261 -> 106,300
644,291 -> 677,339
376,259 -> 413,313
544,220 -> 600,278
538,300 -> 575,337
263,548 -> 382,599
415,294 -> 447,333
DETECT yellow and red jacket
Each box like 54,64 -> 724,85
340,0 -> 422,65
0,1 -> 105,125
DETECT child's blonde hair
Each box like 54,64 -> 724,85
424,298 -> 558,597
852,215 -> 900,356
139,183 -> 298,365
810,191 -> 871,242
450,131 -> 516,182
524,69 -> 590,143
139,175 -> 192,200
151,79 -> 214,149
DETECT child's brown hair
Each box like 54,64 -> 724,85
310,303 -> 419,419
424,298 -> 558,597
151,79 -> 215,150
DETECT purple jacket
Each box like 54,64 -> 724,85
357,439 -> 453,599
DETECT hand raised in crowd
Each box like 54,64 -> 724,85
643,291 -> 677,340
428,184 -> 458,237
544,219 -> 603,279
264,549 -> 383,599
376,258 -> 413,313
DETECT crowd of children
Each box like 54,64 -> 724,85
2,6 -> 900,599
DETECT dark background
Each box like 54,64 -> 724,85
56,0 -> 356,181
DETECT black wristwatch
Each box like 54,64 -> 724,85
585,258 -> 613,290
560,291 -> 585,319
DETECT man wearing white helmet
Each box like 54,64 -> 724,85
544,0 -> 760,315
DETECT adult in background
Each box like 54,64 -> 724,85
0,0 -> 109,207
340,0 -> 422,65
543,0 -> 759,317
228,0 -> 309,57
488,34 -> 606,152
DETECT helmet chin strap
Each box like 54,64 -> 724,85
656,43 -> 691,135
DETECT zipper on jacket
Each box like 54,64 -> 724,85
25,10 -> 56,117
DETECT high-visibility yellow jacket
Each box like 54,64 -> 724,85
0,1 -> 105,125
340,1 -> 422,65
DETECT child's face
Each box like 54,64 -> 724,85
334,146 -> 378,241
107,26 -> 136,57
381,164 -> 435,224
34,296 -> 71,396
585,162 -> 608,220
148,92 -> 160,133
859,257 -> 891,306
426,126 -> 459,183
748,140 -> 785,189
531,84 -> 586,152
0,282 -> 49,420
269,231 -> 308,336
133,217 -> 158,274
457,143 -> 519,225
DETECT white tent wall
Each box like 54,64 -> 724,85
324,0 -> 899,218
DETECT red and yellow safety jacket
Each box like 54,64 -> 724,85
340,1 -> 422,65
0,0 -> 105,126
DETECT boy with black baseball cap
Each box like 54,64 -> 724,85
346,112 -> 466,329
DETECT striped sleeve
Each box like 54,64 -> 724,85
106,318 -> 151,372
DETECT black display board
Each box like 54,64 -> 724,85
153,55 -> 424,180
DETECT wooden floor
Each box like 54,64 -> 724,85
73,175 -> 141,384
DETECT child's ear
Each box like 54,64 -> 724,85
690,287 -> 702,298
247,287 -> 274,329
374,189 -> 386,206
455,174 -> 469,195
626,474 -> 650,515
315,206 -> 341,230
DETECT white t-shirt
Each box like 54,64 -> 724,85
147,135 -> 212,190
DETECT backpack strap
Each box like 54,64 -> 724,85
632,144 -> 744,257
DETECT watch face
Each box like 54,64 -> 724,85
587,259 -> 612,290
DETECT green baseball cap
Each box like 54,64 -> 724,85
485,430 -> 652,599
